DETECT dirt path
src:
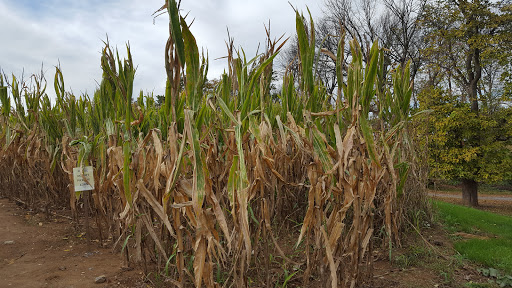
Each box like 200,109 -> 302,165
0,198 -> 144,288
429,192 -> 512,201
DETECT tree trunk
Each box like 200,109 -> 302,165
462,179 -> 478,207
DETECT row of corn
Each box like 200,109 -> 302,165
0,2 -> 424,287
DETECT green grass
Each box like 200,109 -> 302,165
435,201 -> 512,273
455,239 -> 512,272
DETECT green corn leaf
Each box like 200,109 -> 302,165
310,126 -> 333,172
227,155 -> 239,208
194,102 -> 207,129
0,86 -> 9,118
248,204 -> 259,225
185,109 -> 205,208
49,146 -> 61,174
385,121 -> 405,142
247,52 -> 280,100
296,11 -> 314,94
362,41 -> 379,115
395,162 -> 410,198
180,16 -> 201,111
336,32 -> 345,97
219,73 -> 231,104
217,96 -> 240,125
401,61 -> 413,116
360,115 -> 381,168
54,67 -> 65,107
234,115 -> 249,192
240,90 -> 252,121
123,140 -> 132,206
307,7 -> 315,59
349,39 -> 362,67
409,109 -> 432,120
242,109 -> 261,123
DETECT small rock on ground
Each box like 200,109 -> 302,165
95,275 -> 107,284
4,240 -> 15,245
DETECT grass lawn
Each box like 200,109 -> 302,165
435,201 -> 512,273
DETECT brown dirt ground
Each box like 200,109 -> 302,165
0,196 -> 502,288
0,198 -> 148,288
370,224 -> 494,288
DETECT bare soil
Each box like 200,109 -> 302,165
0,197 -> 500,287
0,198 -> 146,288
369,221 -> 495,288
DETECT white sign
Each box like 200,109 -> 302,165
73,166 -> 95,191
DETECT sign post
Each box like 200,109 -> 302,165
72,166 -> 94,242
73,166 -> 95,192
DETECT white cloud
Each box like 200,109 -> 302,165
0,0 -> 321,101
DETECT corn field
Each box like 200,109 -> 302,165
0,2 -> 428,287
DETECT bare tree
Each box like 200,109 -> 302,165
323,0 -> 381,62
278,0 -> 427,101
380,0 -> 427,78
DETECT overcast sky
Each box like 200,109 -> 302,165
0,0 -> 322,101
